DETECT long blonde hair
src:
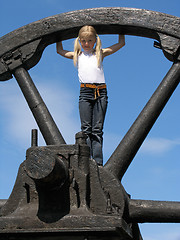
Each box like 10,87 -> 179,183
73,25 -> 102,67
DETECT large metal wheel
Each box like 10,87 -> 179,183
0,7 -> 180,240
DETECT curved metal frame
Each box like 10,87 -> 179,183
0,7 -> 180,81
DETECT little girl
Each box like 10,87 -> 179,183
56,25 -> 125,166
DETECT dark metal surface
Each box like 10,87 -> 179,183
0,132 -> 135,239
0,200 -> 6,210
31,129 -> 38,147
0,7 -> 180,240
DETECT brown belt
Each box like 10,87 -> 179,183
80,83 -> 106,99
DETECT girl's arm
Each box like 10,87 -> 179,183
56,41 -> 74,59
102,35 -> 125,58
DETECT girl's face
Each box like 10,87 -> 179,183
79,33 -> 96,52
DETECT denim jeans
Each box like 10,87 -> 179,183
79,86 -> 108,165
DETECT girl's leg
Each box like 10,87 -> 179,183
91,89 -> 108,165
79,88 -> 94,156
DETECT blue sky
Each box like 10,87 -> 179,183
0,0 -> 180,239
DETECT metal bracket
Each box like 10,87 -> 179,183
157,33 -> 180,61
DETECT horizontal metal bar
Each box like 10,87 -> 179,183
129,199 -> 180,223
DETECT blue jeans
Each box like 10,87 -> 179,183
79,86 -> 108,165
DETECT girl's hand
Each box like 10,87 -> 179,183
56,41 -> 74,59
102,35 -> 125,58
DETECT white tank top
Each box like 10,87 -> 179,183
77,51 -> 105,84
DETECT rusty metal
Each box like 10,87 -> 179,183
0,7 -> 180,240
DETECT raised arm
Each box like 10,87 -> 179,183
56,41 -> 74,59
102,35 -> 125,58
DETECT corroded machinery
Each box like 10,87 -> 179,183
0,7 -> 180,240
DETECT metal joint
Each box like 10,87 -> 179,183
2,48 -> 22,71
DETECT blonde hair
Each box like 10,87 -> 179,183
73,25 -> 102,67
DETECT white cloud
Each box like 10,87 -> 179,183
145,229 -> 180,240
140,137 -> 180,155
38,80 -> 80,144
103,132 -> 123,163
102,131 -> 180,164
0,77 -> 80,147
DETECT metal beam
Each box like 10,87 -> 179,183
13,67 -> 66,145
129,199 -> 180,223
105,61 -> 180,180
